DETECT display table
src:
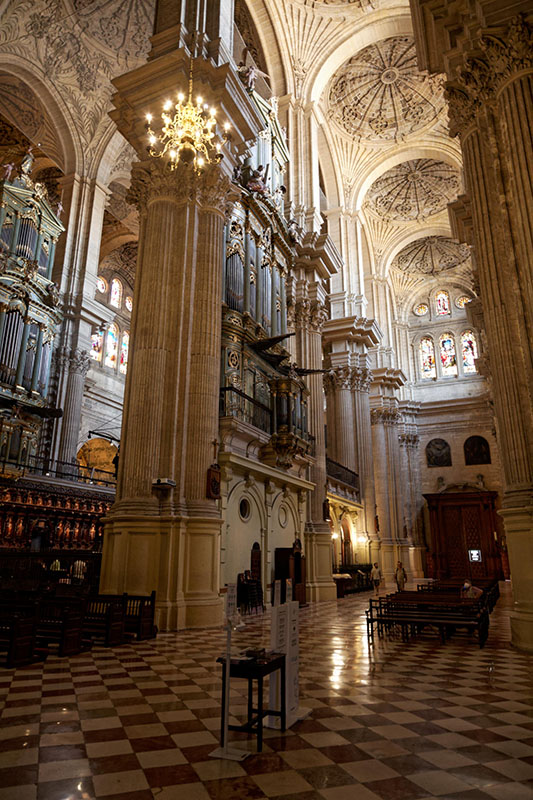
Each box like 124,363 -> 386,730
217,652 -> 286,752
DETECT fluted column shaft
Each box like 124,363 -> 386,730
352,369 -> 376,548
293,297 -> 336,602
57,350 -> 90,464
102,160 -> 232,629
443,19 -> 533,649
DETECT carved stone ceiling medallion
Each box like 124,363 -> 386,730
328,37 -> 445,142
365,159 -> 462,222
393,236 -> 470,275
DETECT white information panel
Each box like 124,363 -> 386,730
267,600 -> 307,728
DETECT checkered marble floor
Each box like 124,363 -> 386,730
1,581 -> 532,800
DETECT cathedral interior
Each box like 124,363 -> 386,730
0,1 -> 532,798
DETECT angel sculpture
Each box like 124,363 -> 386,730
237,55 -> 269,93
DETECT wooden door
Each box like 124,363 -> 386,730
424,491 -> 502,581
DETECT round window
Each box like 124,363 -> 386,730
239,498 -> 251,521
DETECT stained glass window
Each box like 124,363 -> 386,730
439,333 -> 457,376
456,295 -> 471,309
90,331 -> 103,362
110,279 -> 122,308
419,336 -> 436,379
414,303 -> 428,316
105,324 -> 118,369
119,331 -> 129,375
461,330 -> 478,373
435,290 -> 450,315
125,296 -> 133,312
96,277 -> 107,294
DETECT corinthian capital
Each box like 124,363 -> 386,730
371,407 -> 402,426
69,348 -> 90,376
446,14 -> 533,137
127,160 -> 232,214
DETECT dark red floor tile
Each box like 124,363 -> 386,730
143,763 -> 200,786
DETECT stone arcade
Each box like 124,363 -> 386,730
0,1 -> 531,649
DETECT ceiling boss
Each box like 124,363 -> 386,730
144,58 -> 231,172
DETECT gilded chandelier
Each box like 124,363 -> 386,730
145,59 -> 230,172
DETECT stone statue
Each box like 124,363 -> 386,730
2,162 -> 15,181
246,165 -> 268,194
20,146 -> 35,175
237,61 -> 269,92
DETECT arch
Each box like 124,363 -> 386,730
464,436 -> 491,465
77,438 -> 117,478
309,12 -> 413,105
380,223 -> 452,279
353,142 -> 462,214
0,59 -> 80,173
426,439 -> 452,468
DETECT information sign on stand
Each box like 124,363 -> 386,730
209,585 -> 250,762
267,599 -> 309,728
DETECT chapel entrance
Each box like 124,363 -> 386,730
423,490 -> 504,582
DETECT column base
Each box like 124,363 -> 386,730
510,609 -> 533,654
306,581 -> 337,603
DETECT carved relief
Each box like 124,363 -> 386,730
69,348 -> 90,376
447,14 -> 533,137
128,161 -> 232,214
393,236 -> 470,276
371,408 -> 402,425
365,159 -> 461,222
328,37 -> 445,142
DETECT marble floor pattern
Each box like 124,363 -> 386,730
0,582 -> 532,800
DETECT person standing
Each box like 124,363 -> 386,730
371,562 -> 382,595
395,561 -> 407,592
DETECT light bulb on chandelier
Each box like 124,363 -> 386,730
144,56 -> 231,173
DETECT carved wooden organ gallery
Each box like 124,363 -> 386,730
221,92 -> 311,470
0,151 -> 64,467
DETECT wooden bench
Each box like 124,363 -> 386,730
83,596 -> 125,647
417,579 -> 499,612
0,606 -> 41,667
37,599 -> 86,657
97,592 -> 157,641
366,595 -> 489,648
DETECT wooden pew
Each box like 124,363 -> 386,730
83,596 -> 125,646
0,606 -> 41,668
96,592 -> 157,641
366,593 -> 489,648
37,598 -> 86,657
417,579 -> 499,611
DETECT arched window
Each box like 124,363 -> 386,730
119,331 -> 129,375
426,438 -> 452,467
125,296 -> 133,313
461,330 -> 478,373
464,436 -> 491,465
105,324 -> 118,369
419,336 -> 436,379
435,290 -> 450,315
439,332 -> 457,376
90,331 -> 103,362
110,278 -> 122,308
96,277 -> 107,294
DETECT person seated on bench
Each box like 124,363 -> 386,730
461,580 -> 483,600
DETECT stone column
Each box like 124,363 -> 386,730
56,349 -> 90,465
371,408 -> 403,581
294,297 -> 336,602
442,14 -> 533,651
352,365 -> 378,559
328,367 -> 356,470
101,160 -> 232,630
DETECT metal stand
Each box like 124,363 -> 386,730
209,617 -> 250,762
